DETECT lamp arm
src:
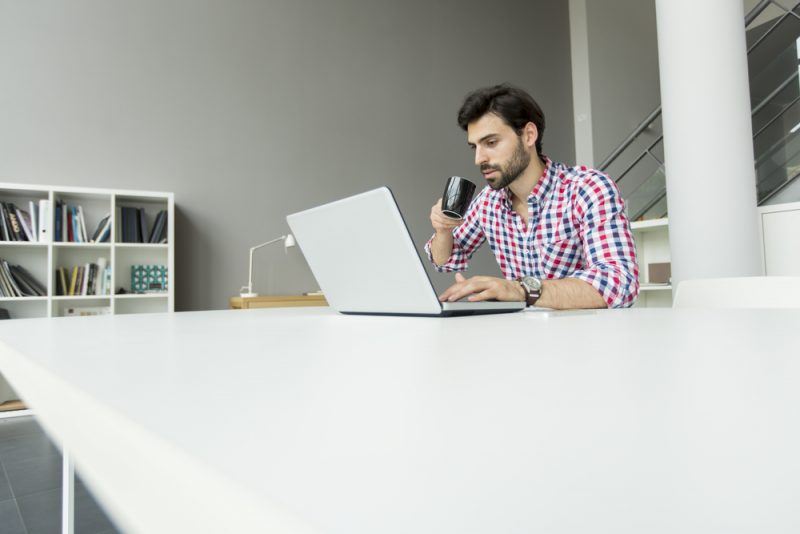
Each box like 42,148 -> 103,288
245,235 -> 290,296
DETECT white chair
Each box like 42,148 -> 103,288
673,276 -> 800,308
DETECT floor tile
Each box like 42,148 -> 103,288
0,462 -> 13,502
0,416 -> 44,442
0,432 -> 59,466
17,488 -> 60,534
0,498 -> 26,534
4,453 -> 62,498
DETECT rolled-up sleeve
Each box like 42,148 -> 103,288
569,172 -> 640,308
424,195 -> 486,272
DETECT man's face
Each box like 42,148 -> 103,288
467,113 -> 532,190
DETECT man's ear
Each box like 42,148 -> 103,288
523,122 -> 538,151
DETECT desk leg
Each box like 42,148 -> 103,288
62,449 -> 74,534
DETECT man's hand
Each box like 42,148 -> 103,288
429,198 -> 462,266
439,273 -> 526,302
430,198 -> 462,234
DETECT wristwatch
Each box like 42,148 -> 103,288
518,276 -> 543,307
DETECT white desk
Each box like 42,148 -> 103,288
0,307 -> 799,533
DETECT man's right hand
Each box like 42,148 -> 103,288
429,198 -> 461,266
430,198 -> 462,234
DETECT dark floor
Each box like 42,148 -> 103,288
0,415 -> 119,534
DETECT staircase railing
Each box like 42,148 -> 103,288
599,0 -> 800,220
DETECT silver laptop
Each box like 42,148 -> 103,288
286,187 -> 525,317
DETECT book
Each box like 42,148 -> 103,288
0,204 -> 9,241
9,265 -> 45,296
55,201 -> 63,242
137,208 -> 147,244
69,266 -> 78,296
77,206 -> 88,243
56,267 -> 67,296
29,201 -> 38,242
121,207 -> 138,243
1,260 -> 23,297
149,211 -> 168,243
0,261 -> 14,297
90,214 -> 111,243
6,204 -> 22,241
17,207 -> 34,241
96,257 -> 107,295
38,200 -> 51,242
61,201 -> 68,242
67,205 -> 75,242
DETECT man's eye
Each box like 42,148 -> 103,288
487,140 -> 497,147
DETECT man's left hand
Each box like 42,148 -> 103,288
439,273 -> 526,302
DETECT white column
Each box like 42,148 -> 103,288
655,0 -> 762,288
569,0 -> 595,166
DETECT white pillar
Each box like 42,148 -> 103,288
655,0 -> 762,288
569,0 -> 595,166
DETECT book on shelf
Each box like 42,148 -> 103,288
148,210 -> 168,243
1,260 -> 24,296
0,260 -> 45,297
16,207 -> 35,242
5,203 -> 23,241
38,200 -> 51,242
29,201 -> 38,242
90,214 -> 111,243
0,261 -> 17,297
138,208 -> 147,244
0,204 -> 10,241
77,206 -> 88,243
9,265 -> 46,296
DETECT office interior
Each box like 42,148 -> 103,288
1,0 -> 799,533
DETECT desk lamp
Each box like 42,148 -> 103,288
240,234 -> 296,297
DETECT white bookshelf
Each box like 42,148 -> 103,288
0,183 -> 174,318
0,183 -> 174,408
631,217 -> 672,308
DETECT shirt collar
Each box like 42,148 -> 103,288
497,156 -> 555,207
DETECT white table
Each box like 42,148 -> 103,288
0,307 -> 798,533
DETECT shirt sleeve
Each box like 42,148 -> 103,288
569,172 -> 640,308
424,195 -> 486,272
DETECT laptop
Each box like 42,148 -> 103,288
286,187 -> 525,317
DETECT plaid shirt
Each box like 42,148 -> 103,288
425,158 -> 639,308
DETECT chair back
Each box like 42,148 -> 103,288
673,276 -> 800,308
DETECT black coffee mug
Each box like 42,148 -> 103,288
441,176 -> 477,219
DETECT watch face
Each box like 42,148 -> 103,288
523,276 -> 542,291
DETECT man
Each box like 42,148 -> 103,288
425,83 -> 639,309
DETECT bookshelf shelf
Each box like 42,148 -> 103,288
114,243 -> 169,249
0,242 -> 49,248
53,243 -> 112,249
0,296 -> 48,302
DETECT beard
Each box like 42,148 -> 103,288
481,138 -> 532,190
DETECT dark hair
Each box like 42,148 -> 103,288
457,83 -> 545,156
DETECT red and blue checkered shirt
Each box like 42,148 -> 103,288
425,158 -> 639,308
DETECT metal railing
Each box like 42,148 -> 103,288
599,0 -> 800,218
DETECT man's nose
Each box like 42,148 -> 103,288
474,146 -> 487,166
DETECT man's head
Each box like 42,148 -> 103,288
457,84 -> 546,190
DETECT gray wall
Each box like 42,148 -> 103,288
0,0 -> 574,311
584,0 -> 661,165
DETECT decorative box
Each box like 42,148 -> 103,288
131,265 -> 168,293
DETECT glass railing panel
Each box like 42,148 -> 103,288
749,38 -> 800,133
747,4 -> 800,81
624,165 -> 667,222
755,117 -> 800,201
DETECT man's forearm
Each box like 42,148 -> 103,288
431,232 -> 455,266
537,278 -> 607,310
